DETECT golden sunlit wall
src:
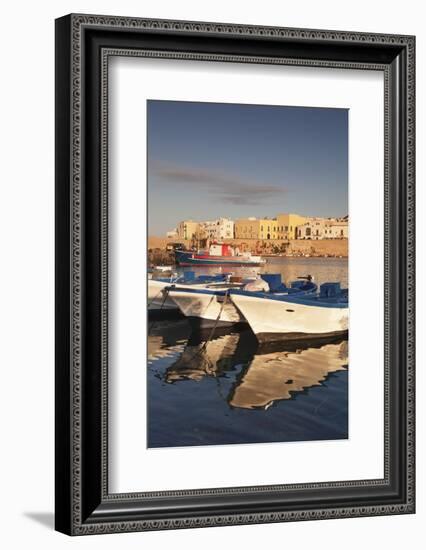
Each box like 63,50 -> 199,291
235,218 -> 278,240
277,213 -> 307,240
258,218 -> 278,239
177,220 -> 199,240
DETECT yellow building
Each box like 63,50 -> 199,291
234,217 -> 278,240
177,220 -> 199,240
277,213 -> 307,240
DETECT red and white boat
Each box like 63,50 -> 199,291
175,243 -> 265,267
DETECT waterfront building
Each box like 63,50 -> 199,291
276,213 -> 307,240
235,217 -> 278,240
173,213 -> 347,242
327,220 -> 349,239
200,217 -> 235,240
297,218 -> 327,240
177,220 -> 199,240
297,217 -> 348,240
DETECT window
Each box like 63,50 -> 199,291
306,228 -> 311,236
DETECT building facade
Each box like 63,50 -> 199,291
297,218 -> 327,240
277,213 -> 307,240
297,218 -> 348,240
200,218 -> 235,240
234,217 -> 278,240
172,214 -> 347,241
177,220 -> 199,240
327,221 -> 349,239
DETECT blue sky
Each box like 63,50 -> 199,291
147,100 -> 348,236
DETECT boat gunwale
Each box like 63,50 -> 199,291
230,289 -> 348,309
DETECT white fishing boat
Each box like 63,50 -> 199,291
166,275 -> 317,328
148,278 -> 182,311
230,282 -> 348,343
148,272 -> 242,312
165,286 -> 244,327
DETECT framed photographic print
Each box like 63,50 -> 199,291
55,14 -> 415,535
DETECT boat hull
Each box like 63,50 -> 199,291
175,250 -> 264,267
167,288 -> 245,328
148,279 -> 179,311
255,329 -> 348,344
178,261 -> 264,267
231,292 -> 348,342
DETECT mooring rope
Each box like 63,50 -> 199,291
199,291 -> 230,352
147,287 -> 165,309
148,287 -> 172,335
184,290 -> 230,370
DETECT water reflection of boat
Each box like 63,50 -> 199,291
162,324 -> 348,411
148,320 -> 191,363
228,339 -> 348,410
164,328 -> 257,382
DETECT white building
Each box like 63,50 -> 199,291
297,217 -> 348,240
200,218 -> 234,240
327,221 -> 349,239
297,218 -> 327,240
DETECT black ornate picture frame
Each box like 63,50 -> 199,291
55,14 -> 415,535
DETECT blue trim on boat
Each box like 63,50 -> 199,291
166,282 -> 347,308
165,286 -> 228,296
229,288 -> 348,308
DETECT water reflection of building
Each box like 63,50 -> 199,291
161,325 -> 348,411
229,340 -> 348,410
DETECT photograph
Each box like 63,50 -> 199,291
147,100 -> 349,448
52,9 -> 415,538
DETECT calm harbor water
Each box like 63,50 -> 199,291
147,256 -> 348,448
177,255 -> 348,288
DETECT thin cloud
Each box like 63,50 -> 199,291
152,164 -> 284,205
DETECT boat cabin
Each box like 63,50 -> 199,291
209,243 -> 235,257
